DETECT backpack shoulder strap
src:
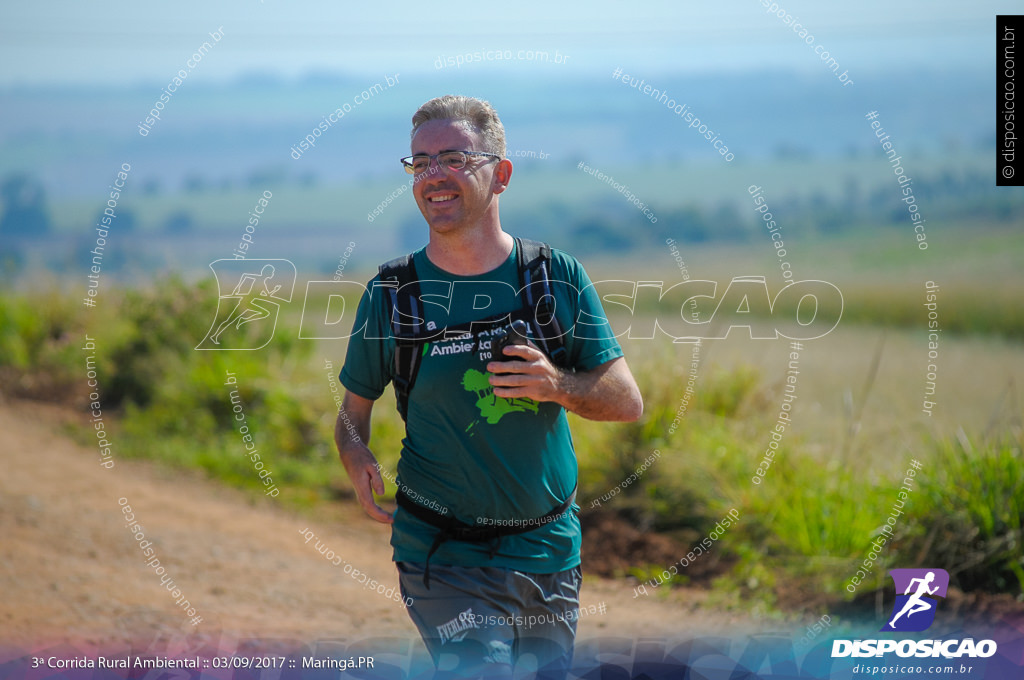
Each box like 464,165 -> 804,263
514,238 -> 569,368
515,237 -> 550,269
378,253 -> 423,421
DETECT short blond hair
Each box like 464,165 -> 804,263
410,95 -> 506,158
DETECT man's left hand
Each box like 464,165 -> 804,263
487,344 -> 643,422
486,342 -> 564,403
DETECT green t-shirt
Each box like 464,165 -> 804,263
339,241 -> 623,573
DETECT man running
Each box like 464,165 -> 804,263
888,571 -> 940,628
336,95 -> 642,679
208,264 -> 282,344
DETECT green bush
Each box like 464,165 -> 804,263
907,430 -> 1024,594
0,287 -> 88,398
575,357 -> 766,535
742,453 -> 895,596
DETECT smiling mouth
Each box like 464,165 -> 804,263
427,194 -> 458,203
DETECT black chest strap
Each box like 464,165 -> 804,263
396,486 -> 577,588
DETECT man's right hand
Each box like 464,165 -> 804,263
339,445 -> 394,524
335,390 -> 393,524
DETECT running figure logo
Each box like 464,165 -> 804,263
196,259 -> 296,350
881,568 -> 949,632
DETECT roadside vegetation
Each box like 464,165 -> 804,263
3,260 -> 1020,616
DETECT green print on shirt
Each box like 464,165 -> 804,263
461,368 -> 539,425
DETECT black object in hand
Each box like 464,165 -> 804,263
495,319 -> 530,360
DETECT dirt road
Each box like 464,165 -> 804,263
0,398 -> 752,653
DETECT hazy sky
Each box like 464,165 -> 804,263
0,0 -> 1010,87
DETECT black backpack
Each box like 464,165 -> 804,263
377,237 -> 569,421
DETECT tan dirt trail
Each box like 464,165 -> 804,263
0,398 -> 756,653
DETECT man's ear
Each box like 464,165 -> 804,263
492,158 -> 513,194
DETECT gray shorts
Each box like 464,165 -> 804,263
397,561 -> 582,680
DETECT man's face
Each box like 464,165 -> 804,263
410,119 -> 510,236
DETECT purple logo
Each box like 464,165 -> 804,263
881,568 -> 949,632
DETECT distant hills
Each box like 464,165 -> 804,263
0,68 -> 994,199
0,67 -> 1009,278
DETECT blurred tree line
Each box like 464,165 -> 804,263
1,165 -> 1020,263
509,167 -> 1021,252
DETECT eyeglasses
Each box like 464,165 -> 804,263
400,150 -> 502,175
